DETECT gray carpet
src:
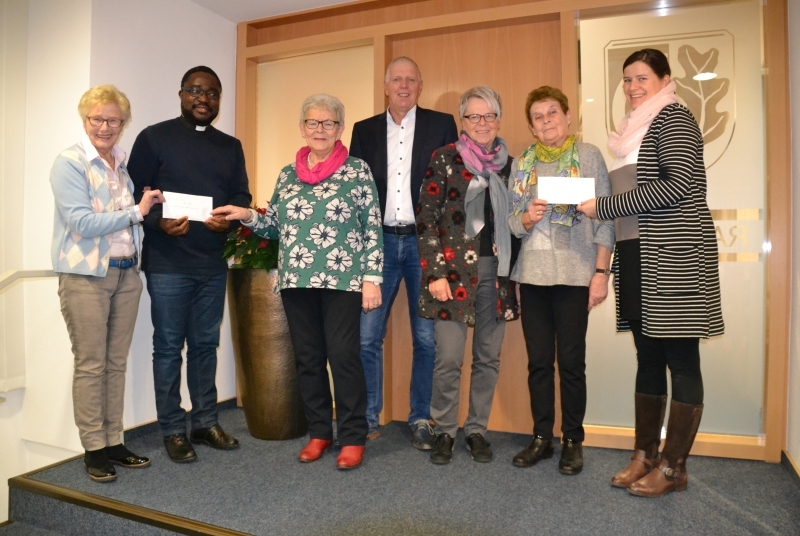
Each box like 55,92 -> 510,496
28,405 -> 800,536
0,521 -> 64,535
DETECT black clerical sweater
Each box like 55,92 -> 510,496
128,117 -> 252,275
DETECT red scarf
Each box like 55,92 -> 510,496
295,141 -> 348,185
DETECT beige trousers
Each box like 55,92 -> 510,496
58,268 -> 142,450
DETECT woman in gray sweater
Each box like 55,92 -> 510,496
508,86 -> 614,475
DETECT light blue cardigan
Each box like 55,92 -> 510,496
50,136 -> 140,276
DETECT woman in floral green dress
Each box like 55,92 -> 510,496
213,94 -> 383,470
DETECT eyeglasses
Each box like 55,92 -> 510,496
87,116 -> 124,128
181,87 -> 221,100
463,113 -> 498,124
303,119 -> 340,131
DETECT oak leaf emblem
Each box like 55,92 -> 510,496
674,45 -> 730,145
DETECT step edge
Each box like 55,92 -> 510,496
9,476 -> 251,536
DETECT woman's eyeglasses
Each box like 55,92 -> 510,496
87,116 -> 124,128
303,119 -> 340,131
463,113 -> 498,124
464,114 -> 497,123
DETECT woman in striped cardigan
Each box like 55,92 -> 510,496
579,49 -> 723,498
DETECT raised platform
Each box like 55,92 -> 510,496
5,403 -> 800,535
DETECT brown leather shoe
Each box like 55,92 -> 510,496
337,445 -> 365,470
628,400 -> 703,498
611,393 -> 667,488
298,438 -> 332,463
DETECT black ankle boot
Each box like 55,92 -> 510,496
559,439 -> 583,475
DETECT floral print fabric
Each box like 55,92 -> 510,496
247,156 -> 384,292
416,144 -> 518,324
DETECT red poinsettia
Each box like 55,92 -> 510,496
222,204 -> 278,271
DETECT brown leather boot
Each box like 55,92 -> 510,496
628,400 -> 703,498
611,393 -> 667,488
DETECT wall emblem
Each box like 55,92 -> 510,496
604,31 -> 736,168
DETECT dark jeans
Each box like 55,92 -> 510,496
359,232 -> 435,430
281,288 -> 367,446
146,272 -> 227,436
628,319 -> 704,405
520,284 -> 589,442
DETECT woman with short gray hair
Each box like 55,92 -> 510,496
213,93 -> 383,470
416,85 -> 518,465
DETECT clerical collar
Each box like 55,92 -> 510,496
179,115 -> 210,132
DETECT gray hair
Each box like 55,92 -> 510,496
299,93 -> 345,125
458,85 -> 502,119
384,56 -> 422,83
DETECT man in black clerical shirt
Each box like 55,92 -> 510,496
129,66 -> 251,463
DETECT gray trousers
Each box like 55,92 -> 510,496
58,268 -> 142,450
431,256 -> 505,437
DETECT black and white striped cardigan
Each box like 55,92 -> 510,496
596,103 -> 724,339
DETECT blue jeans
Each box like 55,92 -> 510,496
360,232 -> 435,429
146,272 -> 227,436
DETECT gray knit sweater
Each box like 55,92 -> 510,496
508,142 -> 615,287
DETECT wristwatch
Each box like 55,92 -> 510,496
595,268 -> 612,276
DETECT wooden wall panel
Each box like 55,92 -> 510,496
392,16 -> 562,157
761,0 -> 791,463
252,0 -> 543,45
385,17 -> 563,434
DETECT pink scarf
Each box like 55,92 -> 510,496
455,131 -> 506,173
295,140 -> 348,185
608,81 -> 679,158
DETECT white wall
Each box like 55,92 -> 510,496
0,0 -> 238,523
787,0 -> 800,470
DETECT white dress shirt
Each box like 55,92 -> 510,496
384,105 -> 417,226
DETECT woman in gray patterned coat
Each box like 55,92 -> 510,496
416,86 -> 518,465
580,49 -> 723,498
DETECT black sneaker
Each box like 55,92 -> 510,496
409,419 -> 435,450
466,433 -> 493,463
430,433 -> 454,465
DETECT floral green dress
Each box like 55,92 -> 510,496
247,156 -> 384,292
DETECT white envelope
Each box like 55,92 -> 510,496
537,177 -> 595,205
162,191 -> 213,222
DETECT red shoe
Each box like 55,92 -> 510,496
298,439 -> 332,463
337,445 -> 365,470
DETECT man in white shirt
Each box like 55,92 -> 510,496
350,57 -> 458,449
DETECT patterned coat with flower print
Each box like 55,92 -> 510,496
246,156 -> 384,293
416,144 -> 519,324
